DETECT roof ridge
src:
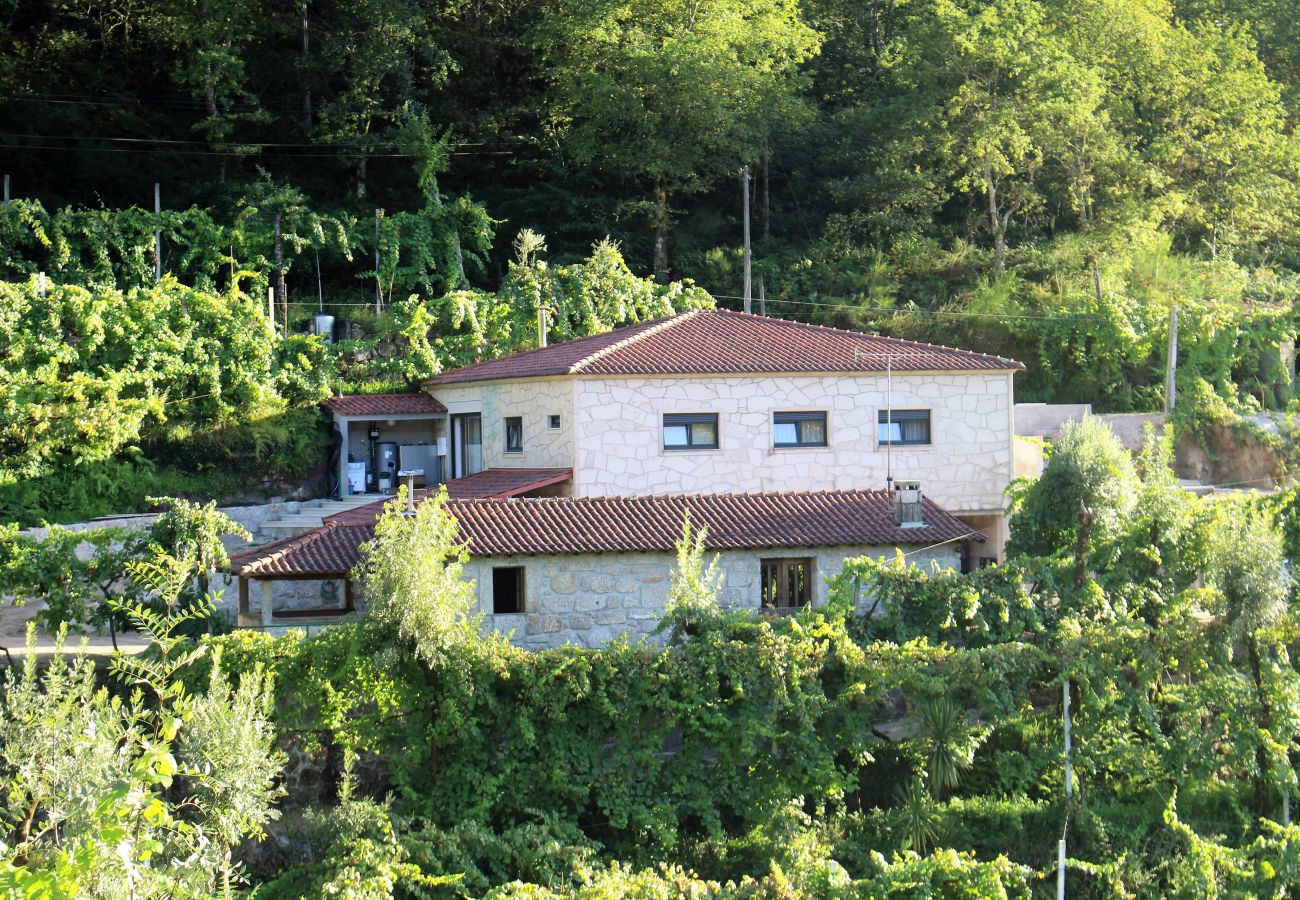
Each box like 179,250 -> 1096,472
713,308 -> 1017,366
568,309 -> 703,374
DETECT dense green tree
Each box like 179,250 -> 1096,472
1007,414 -> 1138,562
536,0 -> 819,280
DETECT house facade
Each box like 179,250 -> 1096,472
232,309 -> 1023,647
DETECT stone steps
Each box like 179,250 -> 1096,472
254,494 -> 386,540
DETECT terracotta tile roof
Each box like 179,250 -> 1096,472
324,468 -> 574,526
428,309 -> 1022,385
229,524 -> 375,577
229,489 -> 982,577
324,393 -> 447,416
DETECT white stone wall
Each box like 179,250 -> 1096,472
465,543 -> 962,651
572,372 -> 1015,514
433,378 -> 576,472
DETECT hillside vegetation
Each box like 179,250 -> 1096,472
1,0 -> 1297,522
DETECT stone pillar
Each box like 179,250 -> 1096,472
337,414 -> 350,497
237,576 -> 252,627
260,579 -> 274,627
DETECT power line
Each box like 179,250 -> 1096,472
711,292 -> 1104,322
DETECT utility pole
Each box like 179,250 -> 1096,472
758,275 -> 766,317
742,165 -> 752,314
1059,677 -> 1072,900
154,183 -> 162,282
1164,307 -> 1179,416
374,208 -> 383,316
3,174 -> 9,211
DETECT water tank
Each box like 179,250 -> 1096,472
376,441 -> 399,494
314,314 -> 335,342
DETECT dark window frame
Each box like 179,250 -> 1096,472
877,409 -> 932,446
492,566 -> 526,614
548,414 -> 561,430
760,557 -> 813,613
773,411 -> 828,448
662,412 -> 719,450
504,416 -> 524,453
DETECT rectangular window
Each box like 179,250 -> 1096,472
492,566 -> 525,614
760,558 -> 813,612
548,414 -> 561,430
773,411 -> 828,448
878,409 -> 931,446
505,416 -> 523,453
663,413 -> 719,450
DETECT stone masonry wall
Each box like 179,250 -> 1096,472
571,372 -> 1015,514
433,378 -> 575,474
465,543 -> 962,651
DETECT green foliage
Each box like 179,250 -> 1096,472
0,551 -> 283,896
355,487 -> 482,668
1007,414 -> 1138,559
828,553 -> 1043,646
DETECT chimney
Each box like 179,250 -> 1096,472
893,480 -> 924,528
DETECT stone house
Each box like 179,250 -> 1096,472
230,309 -> 1024,646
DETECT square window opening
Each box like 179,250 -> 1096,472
548,414 -> 561,429
505,416 -> 523,453
878,409 -> 931,446
493,567 -> 525,614
760,557 -> 813,613
774,411 -> 828,448
663,413 -> 719,450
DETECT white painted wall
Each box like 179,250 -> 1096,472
571,372 -> 1015,514
464,542 -> 962,650
431,378 -> 576,471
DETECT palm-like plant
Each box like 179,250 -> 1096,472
892,777 -> 941,853
920,697 -> 981,797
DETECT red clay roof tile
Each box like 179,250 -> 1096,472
427,309 -> 1022,385
324,393 -> 447,416
229,489 -> 982,577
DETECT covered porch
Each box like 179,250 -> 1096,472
324,393 -> 449,498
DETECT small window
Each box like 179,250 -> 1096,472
492,566 -> 525,614
774,411 -> 828,448
663,413 -> 718,450
878,409 -> 931,446
979,556 -> 998,569
505,416 -> 523,453
548,414 -> 561,430
760,558 -> 813,612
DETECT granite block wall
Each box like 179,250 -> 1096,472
465,543 -> 962,650
571,372 -> 1015,514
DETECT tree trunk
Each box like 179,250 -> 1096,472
430,181 -> 467,289
652,182 -> 669,283
1073,508 -> 1092,591
985,162 -> 1006,275
301,3 -> 312,129
762,137 -> 771,244
356,154 -> 367,201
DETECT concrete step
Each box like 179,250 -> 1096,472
1178,479 -> 1217,497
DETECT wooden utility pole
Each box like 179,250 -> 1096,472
153,183 -> 162,282
742,165 -> 752,314
374,208 -> 383,315
1164,307 -> 1179,415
